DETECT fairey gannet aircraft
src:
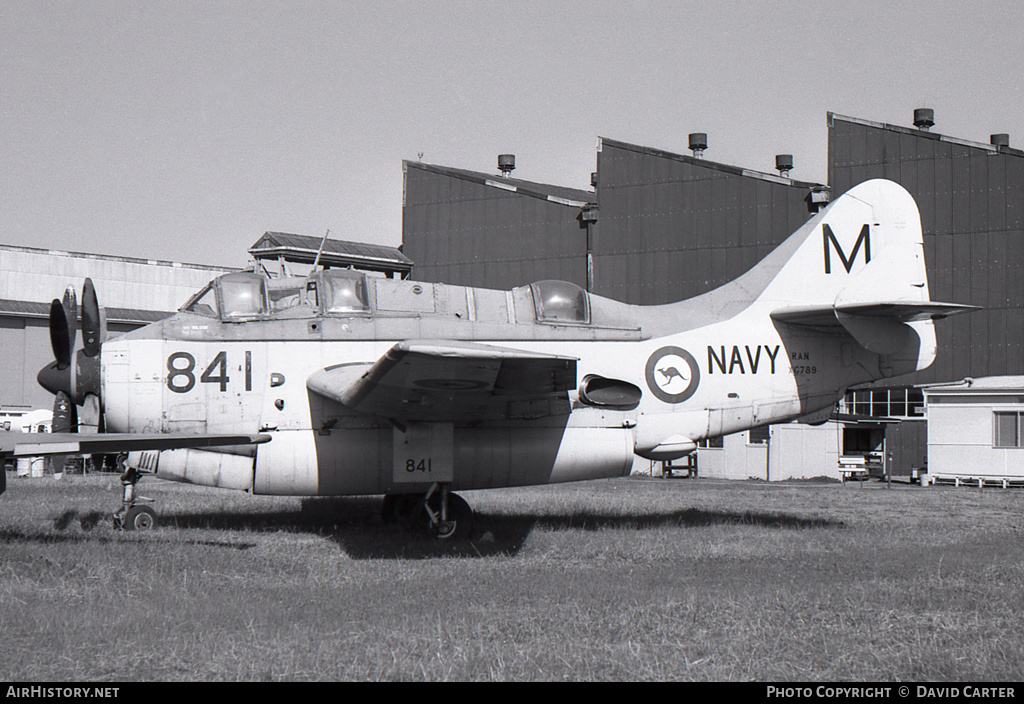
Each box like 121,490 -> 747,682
4,179 -> 973,538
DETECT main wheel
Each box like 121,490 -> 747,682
421,492 -> 473,540
122,505 -> 157,531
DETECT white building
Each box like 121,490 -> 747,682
0,243 -> 234,411
692,423 -> 841,481
923,377 -> 1024,487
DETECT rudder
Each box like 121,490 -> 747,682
756,179 -> 929,311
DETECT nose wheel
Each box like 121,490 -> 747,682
115,503 -> 157,531
112,462 -> 158,531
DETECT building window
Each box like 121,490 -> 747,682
994,412 -> 1022,448
698,437 -> 724,449
748,425 -> 770,444
842,388 -> 924,419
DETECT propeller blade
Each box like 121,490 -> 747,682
62,285 -> 78,354
52,391 -> 78,434
48,300 -> 72,369
81,278 -> 102,357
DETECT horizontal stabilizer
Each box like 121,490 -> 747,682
772,301 -> 978,354
0,432 -> 271,458
772,301 -> 978,327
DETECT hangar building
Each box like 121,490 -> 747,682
403,140 -> 826,304
0,245 -> 233,413
828,111 -> 1024,476
401,161 -> 594,291
403,111 -> 1024,479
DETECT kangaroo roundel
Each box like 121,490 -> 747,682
645,346 -> 700,403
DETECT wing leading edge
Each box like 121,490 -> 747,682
0,432 -> 271,458
0,432 -> 270,496
307,340 -> 578,423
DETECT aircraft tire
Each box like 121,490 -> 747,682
122,505 -> 158,531
418,492 -> 473,540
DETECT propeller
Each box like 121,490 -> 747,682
81,278 -> 101,358
37,278 -> 106,433
52,391 -> 78,434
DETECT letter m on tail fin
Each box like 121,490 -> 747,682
823,223 -> 871,274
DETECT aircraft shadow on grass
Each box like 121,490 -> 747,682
0,509 -> 256,550
138,499 -> 845,559
15,500 -> 842,559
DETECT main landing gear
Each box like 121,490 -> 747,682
382,483 -> 473,540
112,461 -> 158,531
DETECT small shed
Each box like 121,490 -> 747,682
922,377 -> 1024,487
248,232 -> 413,279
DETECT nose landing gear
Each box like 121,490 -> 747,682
112,462 -> 158,531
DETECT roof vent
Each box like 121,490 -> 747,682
913,108 -> 935,131
498,154 -> 516,177
991,133 -> 1010,148
806,185 -> 831,215
688,133 -> 707,158
775,154 -> 794,177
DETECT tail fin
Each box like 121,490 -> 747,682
758,179 -> 929,310
653,179 -> 974,371
751,179 -> 975,369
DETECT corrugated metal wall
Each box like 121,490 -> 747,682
829,114 -> 1024,383
402,146 -> 821,305
594,139 -> 818,304
402,163 -> 589,290
829,113 -> 1024,475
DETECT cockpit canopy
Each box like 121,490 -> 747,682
182,271 -> 600,327
321,270 -> 369,313
530,280 -> 590,324
182,270 -> 370,321
220,272 -> 268,320
182,272 -> 267,320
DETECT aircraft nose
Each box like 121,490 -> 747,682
37,360 -> 72,397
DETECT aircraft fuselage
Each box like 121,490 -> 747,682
103,272 -> 917,496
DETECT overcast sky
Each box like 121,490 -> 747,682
2,0 -> 1022,269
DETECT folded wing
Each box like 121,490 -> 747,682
307,340 -> 578,422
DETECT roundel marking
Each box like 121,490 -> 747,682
645,346 -> 700,403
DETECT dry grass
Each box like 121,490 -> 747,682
1,471 -> 1023,681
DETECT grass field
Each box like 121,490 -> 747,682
1,471 -> 1023,682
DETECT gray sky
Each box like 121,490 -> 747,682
2,0 -> 1022,268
